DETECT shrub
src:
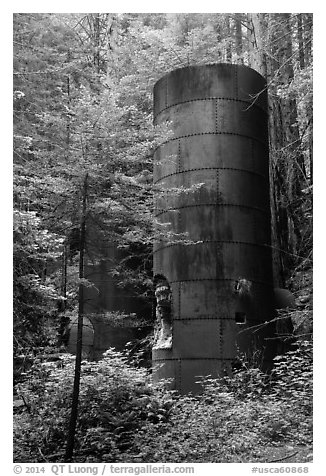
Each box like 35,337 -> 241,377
14,340 -> 312,463
14,350 -> 172,462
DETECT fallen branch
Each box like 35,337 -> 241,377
38,448 -> 49,462
268,450 -> 299,462
38,449 -> 64,462
20,394 -> 31,414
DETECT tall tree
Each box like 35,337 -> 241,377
234,13 -> 244,63
65,173 -> 88,462
13,11 -> 313,365
246,13 -> 312,283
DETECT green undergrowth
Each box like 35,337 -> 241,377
14,340 -> 312,463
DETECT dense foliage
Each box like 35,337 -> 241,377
13,13 -> 313,463
13,13 -> 313,352
14,340 -> 312,463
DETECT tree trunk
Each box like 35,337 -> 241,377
64,173 -> 88,463
235,14 -> 243,64
65,49 -> 71,160
66,75 -> 71,157
94,13 -> 101,74
247,13 -> 267,77
58,240 -> 69,345
303,14 -> 313,66
302,13 -> 313,186
225,14 -> 232,62
246,14 -> 285,283
297,14 -> 305,69
273,14 -> 304,261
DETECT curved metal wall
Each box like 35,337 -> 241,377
153,64 -> 274,393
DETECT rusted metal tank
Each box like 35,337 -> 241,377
67,238 -> 152,361
67,315 -> 94,359
152,64 -> 275,393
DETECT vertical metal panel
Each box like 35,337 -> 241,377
172,320 -> 232,359
154,135 -> 269,178
162,64 -> 238,107
153,64 -> 274,393
152,353 -> 177,390
178,281 -> 219,319
180,359 -> 224,394
237,66 -> 268,112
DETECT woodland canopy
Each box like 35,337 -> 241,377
13,13 -> 313,464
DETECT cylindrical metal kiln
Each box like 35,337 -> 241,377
152,64 -> 275,394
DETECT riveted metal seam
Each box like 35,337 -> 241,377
154,357 -> 236,362
167,277 -> 274,287
215,241 -> 219,292
153,241 -> 272,253
169,358 -> 278,364
219,319 -> 223,359
177,139 -> 181,173
215,98 -> 218,134
153,166 -> 269,184
216,168 -> 220,204
178,282 -> 181,320
154,203 -> 269,217
153,132 -> 268,153
153,96 -> 268,121
174,316 -> 267,322
175,316 -> 235,321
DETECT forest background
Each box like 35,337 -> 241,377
7,5 -> 321,467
